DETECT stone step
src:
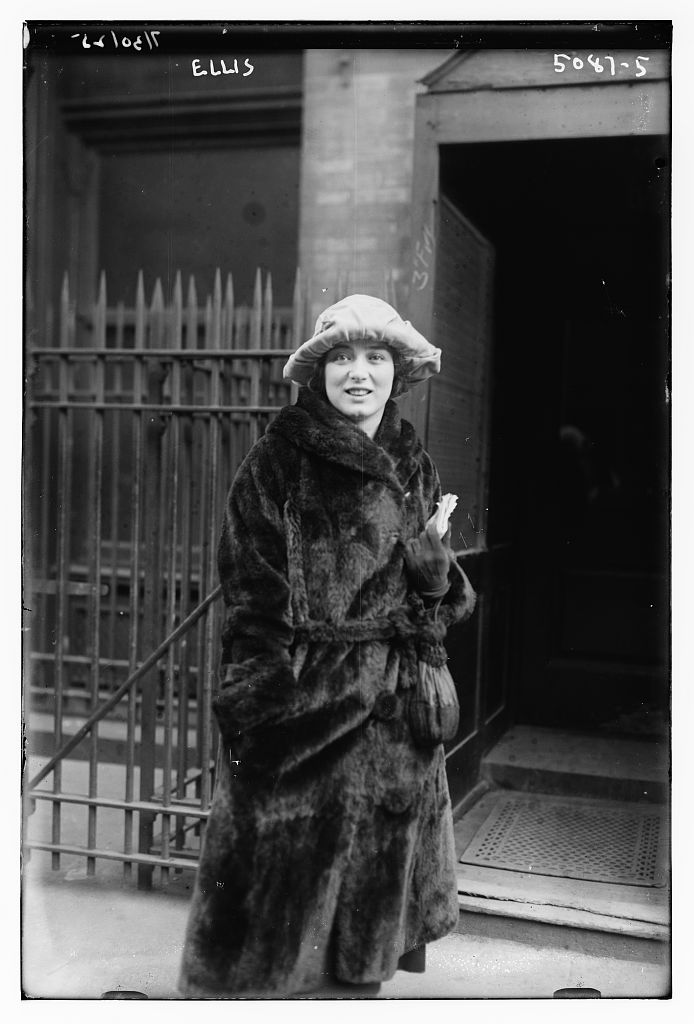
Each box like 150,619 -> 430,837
453,785 -> 670,964
455,900 -> 669,966
481,725 -> 669,803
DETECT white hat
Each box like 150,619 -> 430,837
282,294 -> 441,391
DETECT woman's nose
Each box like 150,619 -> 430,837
349,356 -> 369,378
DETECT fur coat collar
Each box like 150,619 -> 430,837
179,386 -> 477,997
267,387 -> 421,494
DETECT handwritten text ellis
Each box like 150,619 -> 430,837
191,58 -> 254,78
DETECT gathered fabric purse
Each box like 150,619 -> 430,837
406,600 -> 460,747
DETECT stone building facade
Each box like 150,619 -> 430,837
298,49 -> 444,314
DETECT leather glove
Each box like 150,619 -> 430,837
404,522 -> 451,599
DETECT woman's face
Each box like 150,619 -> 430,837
324,341 -> 395,438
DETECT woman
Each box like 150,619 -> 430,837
179,294 -> 476,997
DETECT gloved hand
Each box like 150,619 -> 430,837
404,522 -> 452,599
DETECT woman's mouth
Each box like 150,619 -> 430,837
345,388 -> 371,397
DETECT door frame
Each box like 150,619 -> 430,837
407,61 -> 670,357
404,52 -> 670,809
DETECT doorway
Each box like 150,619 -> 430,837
440,135 -> 670,736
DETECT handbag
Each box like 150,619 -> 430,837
407,601 -> 460,747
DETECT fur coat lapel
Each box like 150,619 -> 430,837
267,388 -> 421,494
179,387 -> 477,998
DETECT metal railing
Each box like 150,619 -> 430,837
24,264 -> 398,887
24,266 -> 302,887
26,584 -> 223,877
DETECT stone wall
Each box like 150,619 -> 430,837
298,49 -> 445,318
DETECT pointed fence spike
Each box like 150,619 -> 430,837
262,273 -> 273,348
134,271 -> 146,349
171,271 -> 183,350
223,273 -> 235,348
289,271 -> 300,404
149,278 -> 165,349
253,268 -> 262,308
94,270 -> 107,349
186,275 -> 198,350
203,295 -> 213,351
250,269 -> 262,350
210,269 -> 222,350
224,273 -> 235,317
173,271 -> 183,317
303,273 -> 313,340
292,267 -> 303,349
151,278 -> 165,310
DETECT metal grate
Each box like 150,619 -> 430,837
460,794 -> 667,887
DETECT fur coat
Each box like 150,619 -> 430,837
179,387 -> 476,997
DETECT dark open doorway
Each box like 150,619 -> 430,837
440,135 -> 670,737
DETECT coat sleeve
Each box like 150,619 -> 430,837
426,457 -> 477,629
212,440 -> 297,752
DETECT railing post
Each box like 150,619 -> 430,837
248,269 -> 262,447
85,271 -> 107,876
137,280 -> 167,889
50,273 -> 75,870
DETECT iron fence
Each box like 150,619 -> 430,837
24,264 -> 398,887
25,266 -> 300,887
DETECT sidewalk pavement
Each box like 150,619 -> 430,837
23,755 -> 670,1000
22,858 -> 669,1000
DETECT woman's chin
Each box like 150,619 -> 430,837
333,405 -> 366,425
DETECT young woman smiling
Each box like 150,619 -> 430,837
179,294 -> 476,998
322,341 -> 396,438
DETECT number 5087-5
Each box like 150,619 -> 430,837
553,53 -> 650,77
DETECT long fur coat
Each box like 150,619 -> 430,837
179,387 -> 476,997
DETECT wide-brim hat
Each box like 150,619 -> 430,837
282,294 -> 441,391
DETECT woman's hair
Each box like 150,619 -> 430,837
306,346 -> 409,399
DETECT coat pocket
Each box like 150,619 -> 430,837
368,713 -> 430,820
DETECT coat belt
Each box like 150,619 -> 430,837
293,606 -> 447,645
